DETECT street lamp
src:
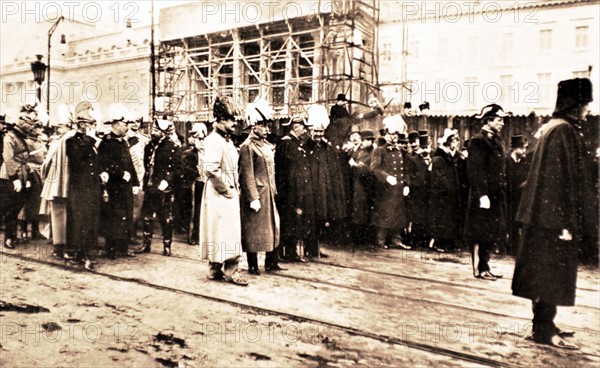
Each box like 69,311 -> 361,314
30,55 -> 47,102
47,15 -> 66,119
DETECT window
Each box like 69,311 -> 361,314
437,39 -> 447,60
536,73 -> 552,106
575,26 -> 589,49
500,75 -> 513,107
381,42 -> 392,62
409,41 -> 419,60
539,29 -> 552,53
500,33 -> 513,60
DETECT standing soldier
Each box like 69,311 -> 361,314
64,102 -> 102,269
305,105 -> 348,256
348,129 -> 376,248
239,99 -> 283,274
512,78 -> 595,350
200,96 -> 248,286
182,122 -> 207,245
464,104 -> 508,280
274,116 -> 313,262
98,105 -> 140,258
505,135 -> 529,255
1,105 -> 38,249
370,115 -> 412,250
138,119 -> 181,256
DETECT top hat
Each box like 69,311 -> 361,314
408,131 -> 419,142
403,102 -> 412,109
510,135 -> 526,148
475,104 -> 510,120
419,101 -> 430,111
0,114 -> 5,124
360,129 -> 375,140
398,133 -> 409,144
336,93 -> 347,102
554,78 -> 593,114
418,129 -> 429,136
418,135 -> 430,148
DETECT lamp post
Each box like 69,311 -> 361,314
30,55 -> 47,102
47,15 -> 65,118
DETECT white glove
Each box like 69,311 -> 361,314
123,171 -> 131,182
403,186 -> 410,196
158,180 -> 169,191
250,199 -> 261,212
100,172 -> 109,184
25,180 -> 32,188
559,229 -> 573,241
132,186 -> 140,195
479,195 -> 491,209
386,176 -> 397,186
349,158 -> 357,167
13,179 -> 22,192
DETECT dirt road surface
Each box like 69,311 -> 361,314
1,234 -> 598,367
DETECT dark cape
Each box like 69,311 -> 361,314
512,117 -> 597,306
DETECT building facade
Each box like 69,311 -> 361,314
379,0 -> 600,115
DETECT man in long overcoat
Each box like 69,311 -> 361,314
274,117 -> 313,262
64,102 -> 102,270
98,112 -> 139,258
370,115 -> 412,250
464,104 -> 508,280
239,100 -> 282,274
512,78 -> 596,350
305,105 -> 348,257
200,96 -> 248,286
181,123 -> 207,245
348,129 -> 376,247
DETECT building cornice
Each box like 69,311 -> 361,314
382,0 -> 600,24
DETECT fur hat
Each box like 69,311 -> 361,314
246,98 -> 274,126
307,105 -> 330,130
382,115 -> 407,134
554,78 -> 593,114
16,104 -> 42,133
213,95 -> 242,121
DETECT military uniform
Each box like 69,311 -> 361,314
65,132 -> 101,261
98,132 -> 139,257
140,135 -> 182,255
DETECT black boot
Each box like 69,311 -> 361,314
138,217 -> 152,253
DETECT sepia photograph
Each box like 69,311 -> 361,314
1,1 -> 599,367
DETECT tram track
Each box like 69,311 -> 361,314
1,249 -> 528,368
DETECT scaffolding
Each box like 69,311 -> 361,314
155,0 -> 380,121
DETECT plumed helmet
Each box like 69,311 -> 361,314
16,104 -> 42,134
69,101 -> 96,125
213,95 -> 242,121
246,98 -> 274,126
105,102 -> 130,124
382,115 -> 407,134
306,105 -> 330,130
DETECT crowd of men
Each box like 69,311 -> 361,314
0,77 -> 596,350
